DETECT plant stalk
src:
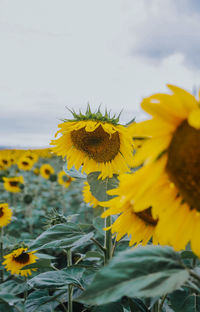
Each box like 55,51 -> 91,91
104,214 -> 112,264
0,227 -> 3,283
67,249 -> 73,312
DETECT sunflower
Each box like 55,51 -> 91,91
40,164 -> 54,179
17,157 -> 34,171
3,247 -> 38,277
83,182 -> 101,208
33,168 -> 40,176
0,157 -> 11,169
0,203 -> 12,227
23,151 -> 38,163
3,176 -> 24,193
102,173 -> 159,246
126,85 -> 200,255
58,170 -> 74,188
50,107 -> 134,179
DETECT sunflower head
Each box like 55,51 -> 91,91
58,171 -> 74,188
0,157 -> 11,169
3,247 -> 38,277
3,176 -> 24,193
51,107 -> 134,179
40,164 -> 54,179
17,157 -> 34,171
127,85 -> 200,255
0,203 -> 12,227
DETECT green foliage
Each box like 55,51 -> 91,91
87,172 -> 119,201
29,223 -> 94,251
64,104 -> 122,125
2,154 -> 200,312
63,164 -> 87,179
170,288 -> 200,312
78,246 -> 190,305
28,269 -> 83,289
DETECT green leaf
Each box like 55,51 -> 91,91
91,302 -> 124,312
21,258 -> 52,270
84,251 -> 104,261
170,289 -> 200,312
0,292 -> 21,305
128,298 -> 149,312
25,289 -> 63,312
63,164 -> 87,179
28,269 -> 83,289
0,280 -> 26,295
87,172 -> 119,202
28,223 -> 94,251
77,245 -> 190,305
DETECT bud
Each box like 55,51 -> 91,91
49,174 -> 57,182
23,195 -> 33,205
19,183 -> 25,190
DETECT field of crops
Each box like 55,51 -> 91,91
1,90 -> 200,312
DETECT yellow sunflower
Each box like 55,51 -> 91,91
3,247 -> 38,277
3,176 -> 24,193
83,182 -> 101,208
17,157 -> 34,171
58,170 -> 74,188
33,168 -> 40,176
40,164 -> 54,179
0,157 -> 11,169
50,108 -> 134,179
126,85 -> 200,255
102,173 -> 159,246
0,203 -> 12,227
23,151 -> 38,163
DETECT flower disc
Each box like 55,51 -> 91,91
71,125 -> 120,162
167,120 -> 200,210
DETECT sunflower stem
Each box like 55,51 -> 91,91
104,214 -> 112,265
67,249 -> 73,312
0,227 -> 3,283
24,276 -> 28,302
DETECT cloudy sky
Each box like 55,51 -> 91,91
1,0 -> 200,147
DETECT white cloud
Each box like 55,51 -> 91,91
128,0 -> 200,68
0,0 -> 200,146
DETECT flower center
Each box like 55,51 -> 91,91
14,252 -> 29,264
71,125 -> 120,162
2,160 -> 8,165
135,207 -> 158,226
62,175 -> 72,183
0,208 -> 4,218
9,181 -> 19,187
22,161 -> 28,166
166,120 -> 200,211
45,169 -> 50,175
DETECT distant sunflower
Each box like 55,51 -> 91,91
102,174 -> 159,246
3,247 -> 38,277
33,168 -> 40,176
83,182 -> 101,208
40,164 -> 54,179
127,85 -> 200,255
0,203 -> 12,227
17,157 -> 34,171
50,107 -> 134,179
0,157 -> 11,169
3,176 -> 24,193
23,151 -> 38,163
58,171 -> 74,188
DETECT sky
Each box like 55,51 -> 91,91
1,0 -> 200,147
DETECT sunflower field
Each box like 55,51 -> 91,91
0,86 -> 200,312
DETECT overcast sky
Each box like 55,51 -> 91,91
1,0 -> 200,147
